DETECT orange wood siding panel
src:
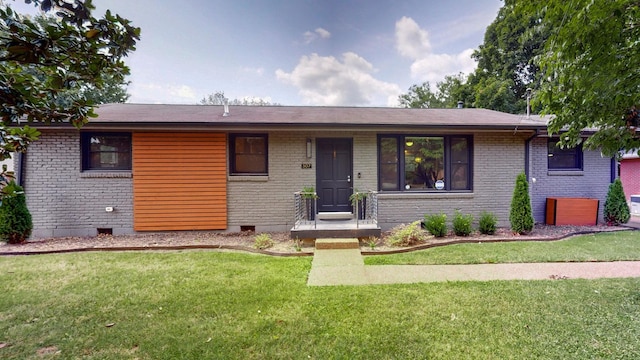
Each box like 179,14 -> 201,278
133,133 -> 227,231
545,197 -> 599,226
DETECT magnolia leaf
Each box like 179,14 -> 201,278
85,29 -> 100,39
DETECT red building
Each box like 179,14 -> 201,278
620,151 -> 640,204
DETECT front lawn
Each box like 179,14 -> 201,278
1,249 -> 640,359
366,231 -> 640,265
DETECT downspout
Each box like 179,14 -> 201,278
16,152 -> 24,187
524,129 -> 539,181
610,157 -> 617,183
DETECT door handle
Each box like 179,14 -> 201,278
347,175 -> 351,183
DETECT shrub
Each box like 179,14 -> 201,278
509,172 -> 534,234
364,236 -> 378,250
253,233 -> 274,249
423,213 -> 448,237
604,179 -> 630,225
452,210 -> 474,236
386,221 -> 427,247
478,211 -> 497,235
0,181 -> 33,244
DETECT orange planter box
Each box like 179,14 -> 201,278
546,198 -> 600,226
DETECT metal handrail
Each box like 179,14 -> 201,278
294,190 -> 377,229
353,190 -> 378,228
293,191 -> 317,229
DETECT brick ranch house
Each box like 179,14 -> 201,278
14,104 -> 616,239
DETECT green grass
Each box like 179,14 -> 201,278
367,230 -> 640,265
0,243 -> 639,358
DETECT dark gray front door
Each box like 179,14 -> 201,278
316,138 -> 352,212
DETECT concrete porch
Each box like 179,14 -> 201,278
290,217 -> 381,239
292,190 -> 380,239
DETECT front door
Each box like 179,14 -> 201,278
316,138 -> 353,213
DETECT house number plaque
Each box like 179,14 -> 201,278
301,163 -> 312,169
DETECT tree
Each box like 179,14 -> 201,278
473,77 -> 520,114
0,180 -> 32,243
398,82 -> 442,108
199,91 -> 278,106
400,0 -> 550,112
603,179 -> 630,226
467,0 -> 550,113
77,73 -> 130,104
0,0 -> 140,163
27,11 -> 132,105
199,91 -> 226,105
398,74 -> 470,109
509,172 -> 534,234
521,0 -> 640,156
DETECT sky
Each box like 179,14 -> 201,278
8,0 -> 504,107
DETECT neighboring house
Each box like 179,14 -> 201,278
16,104 -> 616,239
620,150 -> 640,204
1,156 -> 14,174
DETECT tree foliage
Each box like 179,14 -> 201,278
0,0 -> 140,162
398,74 -> 469,109
199,91 -> 278,106
509,172 -> 534,234
469,0 -> 549,113
604,179 -> 630,226
521,0 -> 640,156
0,180 -> 32,243
78,73 -> 130,104
401,0 -> 549,113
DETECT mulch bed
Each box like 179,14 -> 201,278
0,224 -> 634,256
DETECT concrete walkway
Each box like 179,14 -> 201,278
307,247 -> 640,286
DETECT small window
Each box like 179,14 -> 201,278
230,134 -> 268,175
81,132 -> 132,171
548,138 -> 583,170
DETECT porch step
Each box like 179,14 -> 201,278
316,212 -> 353,221
315,238 -> 360,250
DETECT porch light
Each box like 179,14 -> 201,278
405,140 -> 414,147
306,138 -> 312,158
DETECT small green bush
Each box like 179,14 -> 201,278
386,221 -> 427,247
254,233 -> 274,249
0,181 -> 33,244
452,210 -> 474,236
478,211 -> 497,235
509,172 -> 534,234
423,213 -> 448,237
604,179 -> 630,225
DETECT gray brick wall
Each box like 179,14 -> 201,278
22,130 -> 134,238
528,137 -> 614,224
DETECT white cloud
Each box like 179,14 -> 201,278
276,52 -> 401,106
127,83 -> 199,104
395,16 -> 431,60
395,17 -> 477,88
410,49 -> 476,83
315,27 -> 331,39
303,27 -> 331,44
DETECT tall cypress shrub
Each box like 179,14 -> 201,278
0,181 -> 33,244
604,178 -> 630,225
510,172 -> 534,234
